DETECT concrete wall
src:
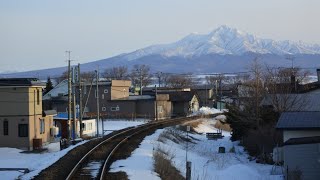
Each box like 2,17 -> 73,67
0,87 -> 42,116
136,101 -> 154,118
172,102 -> 187,116
0,87 -> 53,150
283,130 -> 320,142
111,86 -> 130,100
284,143 -> 320,180
0,114 -> 53,150
156,100 -> 172,119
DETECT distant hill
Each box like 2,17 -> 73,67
2,25 -> 320,79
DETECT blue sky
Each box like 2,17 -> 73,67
0,0 -> 319,72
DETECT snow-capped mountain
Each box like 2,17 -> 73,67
122,25 -> 320,61
2,25 -> 320,78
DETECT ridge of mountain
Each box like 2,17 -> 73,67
2,25 -> 320,78
120,25 -> 320,61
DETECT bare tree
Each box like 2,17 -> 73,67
264,66 -> 310,112
159,73 -> 171,87
81,71 -> 96,82
57,70 -> 69,83
166,73 -> 195,88
130,64 -> 153,94
238,58 -> 266,124
103,66 -> 129,80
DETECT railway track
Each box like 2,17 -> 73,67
65,116 -> 198,180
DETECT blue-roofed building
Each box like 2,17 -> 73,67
53,112 -> 96,138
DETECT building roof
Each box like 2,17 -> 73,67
276,112 -> 320,129
43,79 -> 68,100
284,136 -> 320,146
43,110 -> 57,116
260,93 -> 320,111
54,112 -> 79,120
161,91 -> 198,102
143,87 -> 191,92
0,78 -> 44,87
118,95 -> 155,101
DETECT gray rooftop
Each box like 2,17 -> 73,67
260,93 -> 320,111
0,78 -> 44,87
276,112 -> 320,129
284,136 -> 320,145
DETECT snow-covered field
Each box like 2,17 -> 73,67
0,114 -> 284,180
110,117 -> 284,180
0,119 -> 146,180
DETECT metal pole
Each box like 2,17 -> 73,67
78,63 -> 83,138
140,68 -> 143,95
155,85 -> 158,120
205,83 -> 207,106
72,67 -> 77,140
34,90 -> 37,139
157,72 -> 162,87
186,126 -> 191,180
67,51 -> 72,140
96,69 -> 100,137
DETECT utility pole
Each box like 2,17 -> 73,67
78,63 -> 83,138
95,69 -> 100,137
205,83 -> 207,106
157,72 -> 162,87
66,51 -> 72,140
286,56 -> 296,92
72,67 -> 77,140
155,85 -> 158,120
139,68 -> 143,95
186,126 -> 191,180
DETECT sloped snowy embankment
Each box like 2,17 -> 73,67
110,117 -> 283,180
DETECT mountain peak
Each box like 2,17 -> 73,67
122,26 -> 320,61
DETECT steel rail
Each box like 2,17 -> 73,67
66,116 -> 200,180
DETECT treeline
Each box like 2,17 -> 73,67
56,64 -> 209,89
225,58 -> 311,163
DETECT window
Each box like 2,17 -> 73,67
88,122 -> 92,130
83,85 -> 87,95
104,89 -> 108,93
95,90 -> 98,98
18,124 -> 28,137
102,107 -> 106,111
3,120 -> 8,135
157,106 -> 163,113
37,89 -> 40,105
110,106 -> 120,111
40,119 -> 45,134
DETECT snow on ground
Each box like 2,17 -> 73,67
0,119 -> 147,180
109,130 -> 163,180
99,119 -> 148,135
0,140 -> 88,180
191,107 -> 225,116
109,117 -> 283,180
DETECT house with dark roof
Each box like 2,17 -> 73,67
44,80 -> 172,120
143,87 -> 200,117
276,112 -> 320,180
276,112 -> 320,142
164,91 -> 199,117
260,92 -> 320,112
191,86 -> 215,107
